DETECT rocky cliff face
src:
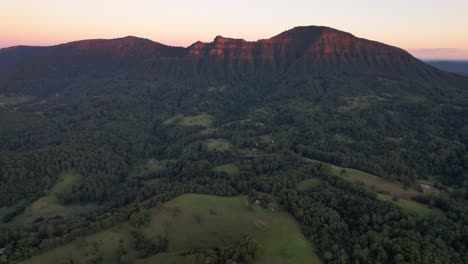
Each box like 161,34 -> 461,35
184,26 -> 430,76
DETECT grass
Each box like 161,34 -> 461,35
207,84 -> 228,92
145,159 -> 165,172
304,158 -> 421,200
164,113 -> 214,128
404,94 -> 427,103
335,168 -> 421,199
338,96 -> 385,112
131,159 -> 173,179
21,225 -> 138,264
302,158 -> 437,217
0,200 -> 28,226
297,178 -> 322,191
3,171 -> 97,228
205,139 -> 232,152
46,171 -> 82,203
22,194 -> 321,264
213,163 -> 239,177
334,134 -> 355,143
0,94 -> 34,105
288,99 -> 319,113
248,107 -> 273,122
0,207 -> 8,220
377,194 -> 433,216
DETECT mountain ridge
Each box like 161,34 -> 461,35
0,26 -> 438,77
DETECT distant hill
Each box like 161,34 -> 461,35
426,60 -> 468,76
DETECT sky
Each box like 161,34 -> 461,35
1,0 -> 468,59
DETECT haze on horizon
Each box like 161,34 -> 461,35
1,0 -> 468,59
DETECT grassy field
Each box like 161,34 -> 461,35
207,84 -> 228,92
302,158 -> 438,216
287,99 -> 318,114
46,171 -> 82,203
0,200 -> 28,226
2,171 -> 97,228
0,94 -> 34,105
164,113 -> 214,127
303,158 -> 421,200
204,139 -> 232,152
297,178 -> 322,191
131,159 -> 173,179
338,96 -> 385,112
248,107 -> 273,122
335,167 -> 421,199
377,194 -> 433,216
22,194 -> 321,264
334,134 -> 355,143
213,163 -> 239,177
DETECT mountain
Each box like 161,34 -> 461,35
0,26 -> 467,263
1,25 -> 466,185
0,36 -> 185,70
2,26 -> 462,98
0,26 -> 438,77
426,60 -> 468,76
188,26 -> 432,76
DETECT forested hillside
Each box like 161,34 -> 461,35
0,26 -> 467,263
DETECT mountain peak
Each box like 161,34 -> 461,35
213,35 -> 227,42
182,25 -> 426,76
213,35 -> 246,43
61,36 -> 179,57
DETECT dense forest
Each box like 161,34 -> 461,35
0,26 -> 467,263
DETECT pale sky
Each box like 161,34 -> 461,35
1,0 -> 468,59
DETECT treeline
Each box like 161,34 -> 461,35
278,180 -> 467,263
0,179 -> 240,262
236,155 -> 467,263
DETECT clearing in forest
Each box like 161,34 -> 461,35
3,171 -> 96,227
377,194 -> 434,216
22,194 -> 321,264
296,178 -> 322,191
302,158 -> 437,216
213,163 -> 240,177
0,94 -> 34,105
204,139 -> 232,152
164,113 -> 214,128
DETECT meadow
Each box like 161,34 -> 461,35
0,171 -> 97,228
296,178 -> 322,191
213,163 -> 240,177
302,158 -> 436,216
377,194 -> 434,216
0,94 -> 34,105
164,113 -> 214,127
21,194 -> 321,264
204,139 -> 232,152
